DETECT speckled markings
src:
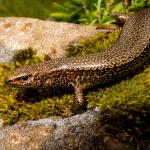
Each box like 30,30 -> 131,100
6,9 -> 150,111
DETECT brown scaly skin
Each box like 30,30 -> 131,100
6,9 -> 150,111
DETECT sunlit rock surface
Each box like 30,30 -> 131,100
0,17 -> 114,63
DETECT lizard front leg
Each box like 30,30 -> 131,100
71,77 -> 87,113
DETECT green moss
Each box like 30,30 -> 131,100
13,48 -> 42,67
0,31 -> 149,142
87,66 -> 150,142
66,31 -> 120,57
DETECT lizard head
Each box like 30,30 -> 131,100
5,62 -> 57,88
5,63 -> 47,88
5,65 -> 36,88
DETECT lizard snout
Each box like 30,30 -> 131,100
5,78 -> 12,85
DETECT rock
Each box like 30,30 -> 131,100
0,17 -> 115,64
0,109 -> 149,150
0,109 -> 102,150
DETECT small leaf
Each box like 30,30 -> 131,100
50,12 -> 70,20
53,2 -> 69,12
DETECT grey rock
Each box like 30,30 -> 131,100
0,110 -> 101,150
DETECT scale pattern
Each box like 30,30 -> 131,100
6,9 -> 150,108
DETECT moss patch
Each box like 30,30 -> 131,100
0,31 -> 149,142
87,66 -> 150,142
66,31 -> 119,57
13,48 -> 42,67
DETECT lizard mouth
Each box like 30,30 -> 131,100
5,78 -> 21,87
5,78 -> 13,85
5,77 -> 31,88
5,74 -> 34,87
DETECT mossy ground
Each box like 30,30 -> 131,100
0,31 -> 149,142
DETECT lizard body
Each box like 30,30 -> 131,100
6,9 -> 150,111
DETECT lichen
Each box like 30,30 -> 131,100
0,31 -> 149,143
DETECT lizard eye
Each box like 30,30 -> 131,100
18,75 -> 32,81
21,76 -> 29,81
